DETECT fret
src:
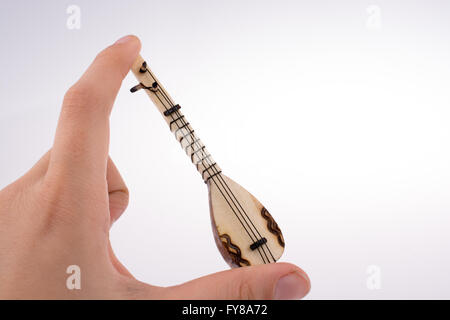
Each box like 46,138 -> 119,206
178,130 -> 195,147
178,129 -> 195,145
190,146 -> 206,162
202,162 -> 217,179
184,138 -> 201,153
176,121 -> 190,130
173,122 -> 190,137
205,169 -> 223,183
169,115 -> 185,131
195,154 -> 212,170
179,134 -> 196,150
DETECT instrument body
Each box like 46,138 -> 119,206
209,175 -> 284,267
131,55 -> 285,267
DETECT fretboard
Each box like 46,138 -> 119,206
130,56 -> 222,183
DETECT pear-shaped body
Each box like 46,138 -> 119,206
208,174 -> 285,268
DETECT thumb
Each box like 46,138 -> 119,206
164,263 -> 310,300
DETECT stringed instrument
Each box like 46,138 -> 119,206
130,56 -> 285,268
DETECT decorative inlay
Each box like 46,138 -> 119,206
261,207 -> 285,247
219,234 -> 250,267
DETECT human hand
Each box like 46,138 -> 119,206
0,35 -> 310,299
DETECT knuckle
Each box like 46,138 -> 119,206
38,176 -> 72,217
95,46 -> 122,67
94,47 -> 128,80
110,189 -> 130,212
62,84 -> 101,119
94,45 -> 117,62
63,84 -> 94,110
95,48 -> 115,65
38,174 -> 109,228
62,81 -> 112,117
94,47 -> 110,61
120,188 -> 130,207
0,182 -> 24,218
236,279 -> 257,300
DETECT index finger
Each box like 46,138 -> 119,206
48,35 -> 141,183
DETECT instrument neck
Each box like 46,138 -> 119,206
131,56 -> 222,183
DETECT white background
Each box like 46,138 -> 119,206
0,0 -> 449,299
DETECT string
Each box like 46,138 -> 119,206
140,66 -> 274,263
144,68 -> 275,264
151,83 -> 268,264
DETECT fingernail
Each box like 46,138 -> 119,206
274,272 -> 310,300
114,35 -> 134,45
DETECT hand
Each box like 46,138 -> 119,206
0,35 -> 310,299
